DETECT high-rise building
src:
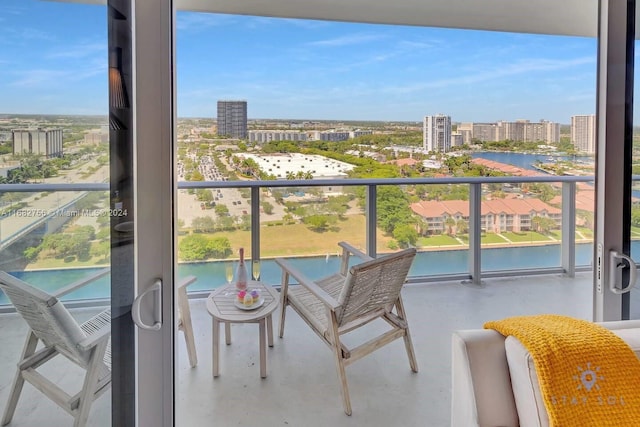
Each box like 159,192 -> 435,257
423,114 -> 452,152
457,123 -> 473,144
217,100 -> 247,139
12,128 -> 63,158
472,123 -> 499,142
571,115 -> 596,154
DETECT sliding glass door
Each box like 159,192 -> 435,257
593,0 -> 636,322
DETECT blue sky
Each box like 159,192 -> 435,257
0,1 -> 603,123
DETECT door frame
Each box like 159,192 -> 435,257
593,0 -> 635,321
130,0 -> 176,425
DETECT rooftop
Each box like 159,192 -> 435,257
238,152 -> 354,179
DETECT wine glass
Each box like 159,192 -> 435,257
225,262 -> 234,286
252,260 -> 261,281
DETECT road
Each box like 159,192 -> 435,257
0,160 -> 108,248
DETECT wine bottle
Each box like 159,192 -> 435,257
235,248 -> 248,291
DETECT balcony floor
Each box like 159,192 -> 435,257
0,273 -> 598,426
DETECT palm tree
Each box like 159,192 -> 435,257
444,216 -> 456,235
456,219 -> 468,235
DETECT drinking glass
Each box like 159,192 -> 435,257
252,260 -> 261,281
225,262 -> 234,285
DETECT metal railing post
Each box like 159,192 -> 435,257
561,181 -> 576,277
366,184 -> 377,257
251,186 -> 260,262
466,183 -> 482,285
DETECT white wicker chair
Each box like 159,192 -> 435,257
276,242 -> 418,415
0,269 -> 111,427
177,275 -> 198,367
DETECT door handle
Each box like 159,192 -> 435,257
132,279 -> 162,330
609,251 -> 638,295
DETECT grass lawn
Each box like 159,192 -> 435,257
577,227 -> 594,239
180,215 -> 394,259
502,231 -> 552,242
417,235 -> 461,247
549,230 -> 562,240
481,233 -> 508,244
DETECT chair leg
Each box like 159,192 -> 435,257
329,312 -> 351,415
2,332 -> 39,426
182,317 -> 198,368
395,297 -> 418,373
278,272 -> 289,338
74,339 -> 109,427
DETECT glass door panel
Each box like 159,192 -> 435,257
0,1 -> 112,425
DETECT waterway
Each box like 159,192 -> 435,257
471,151 -> 593,172
3,242 -> 606,304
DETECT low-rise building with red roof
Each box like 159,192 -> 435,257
410,197 -> 561,234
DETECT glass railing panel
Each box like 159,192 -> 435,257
480,180 -> 564,271
176,184 -> 252,291
262,184 -> 366,283
575,180 -> 595,268
405,183 -> 468,276
0,189 -> 112,304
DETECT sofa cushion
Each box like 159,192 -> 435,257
504,328 -> 640,427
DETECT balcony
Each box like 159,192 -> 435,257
0,272 -> 595,426
0,175 -> 620,425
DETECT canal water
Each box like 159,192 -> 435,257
4,242 -> 602,304
471,152 -> 593,171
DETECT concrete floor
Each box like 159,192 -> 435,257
0,273 -> 596,426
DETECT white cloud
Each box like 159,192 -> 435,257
308,33 -> 385,47
47,42 -> 106,59
11,69 -> 69,87
388,56 -> 596,93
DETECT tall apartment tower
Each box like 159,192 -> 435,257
12,128 -> 63,158
571,115 -> 596,154
423,114 -> 452,152
217,100 -> 247,139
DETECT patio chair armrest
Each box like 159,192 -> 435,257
54,268 -> 110,298
177,275 -> 197,291
338,241 -> 373,262
276,258 -> 341,310
77,324 -> 110,352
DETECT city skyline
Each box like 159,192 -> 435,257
1,0 -> 632,123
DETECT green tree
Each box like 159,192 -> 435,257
261,201 -> 274,215
456,219 -> 468,235
303,214 -> 331,231
179,234 -> 210,261
326,196 -> 349,218
444,216 -> 456,235
393,224 -> 418,248
196,189 -> 213,202
207,237 -> 232,258
91,240 -> 111,261
23,246 -> 41,261
192,216 -> 216,233
214,204 -> 229,216
377,186 -> 413,234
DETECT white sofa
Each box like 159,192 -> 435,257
451,319 -> 640,427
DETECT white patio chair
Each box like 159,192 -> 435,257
177,275 -> 198,367
0,269 -> 111,427
277,242 -> 418,415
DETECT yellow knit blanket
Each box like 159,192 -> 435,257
485,315 -> 640,426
